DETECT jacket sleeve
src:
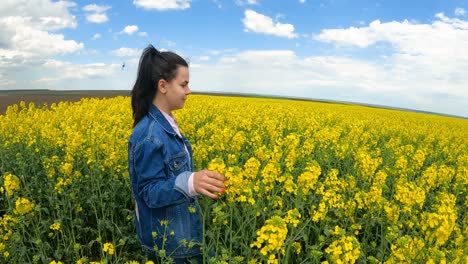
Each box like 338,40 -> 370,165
134,139 -> 192,208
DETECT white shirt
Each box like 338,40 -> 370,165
160,110 -> 197,197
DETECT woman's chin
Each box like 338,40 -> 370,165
174,104 -> 184,110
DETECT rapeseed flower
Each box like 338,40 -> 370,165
251,216 -> 288,258
50,222 -> 61,231
14,197 -> 34,215
2,173 -> 20,196
325,235 -> 360,264
103,242 -> 114,255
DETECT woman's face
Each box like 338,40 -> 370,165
164,66 -> 191,111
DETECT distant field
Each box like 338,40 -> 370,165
1,89 -> 465,119
0,90 -> 131,114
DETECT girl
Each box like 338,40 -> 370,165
128,45 -> 226,263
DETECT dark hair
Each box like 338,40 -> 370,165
131,44 -> 188,127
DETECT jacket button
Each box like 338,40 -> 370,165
174,162 -> 178,169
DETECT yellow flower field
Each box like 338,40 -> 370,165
0,95 -> 466,263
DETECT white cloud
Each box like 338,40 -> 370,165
199,56 -> 211,61
0,0 -> 77,31
133,0 -> 191,10
312,13 -> 468,96
190,46 -> 468,117
207,48 -> 238,56
86,13 -> 108,23
40,59 -> 120,81
121,25 -> 139,35
0,80 -> 16,87
208,50 -> 221,56
299,0 -> 306,3
314,20 -> 382,48
78,49 -> 100,56
0,0 -> 82,65
92,33 -> 102,40
314,14 -> 468,57
0,73 -> 16,87
159,38 -> 177,47
28,58 -> 137,91
138,31 -> 148,37
0,0 -> 86,91
83,4 -> 111,13
0,16 -> 83,61
83,4 -> 111,24
189,63 -> 202,68
243,9 -> 298,38
112,47 -> 141,57
455,7 -> 466,16
235,0 -> 259,5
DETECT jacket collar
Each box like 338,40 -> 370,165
148,104 -> 178,137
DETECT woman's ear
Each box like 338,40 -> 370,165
157,79 -> 167,94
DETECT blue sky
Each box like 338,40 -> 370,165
0,0 -> 467,117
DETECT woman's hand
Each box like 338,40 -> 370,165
193,170 -> 226,199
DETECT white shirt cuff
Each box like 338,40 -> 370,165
188,172 -> 198,197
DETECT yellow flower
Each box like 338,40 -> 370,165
50,222 -> 61,231
325,235 -> 360,264
188,206 -> 196,213
292,242 -> 302,254
420,192 -> 457,247
250,216 -> 288,256
394,180 -> 426,211
50,261 -> 63,264
14,197 -> 34,215
54,177 -> 72,194
284,208 -> 301,227
207,157 -> 226,174
386,235 -> 425,263
75,257 -> 88,264
59,162 -> 73,176
297,161 -> 321,195
103,242 -> 115,255
2,173 -> 20,196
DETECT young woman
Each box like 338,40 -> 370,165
128,45 -> 226,263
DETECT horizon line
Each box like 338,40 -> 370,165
0,89 -> 466,120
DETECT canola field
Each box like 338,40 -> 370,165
0,95 -> 467,264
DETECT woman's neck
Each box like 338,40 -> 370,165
153,97 -> 171,116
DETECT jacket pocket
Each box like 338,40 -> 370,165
167,151 -> 189,176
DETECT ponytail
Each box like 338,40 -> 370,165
130,45 -> 188,127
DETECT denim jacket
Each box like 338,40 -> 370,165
128,104 -> 202,258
